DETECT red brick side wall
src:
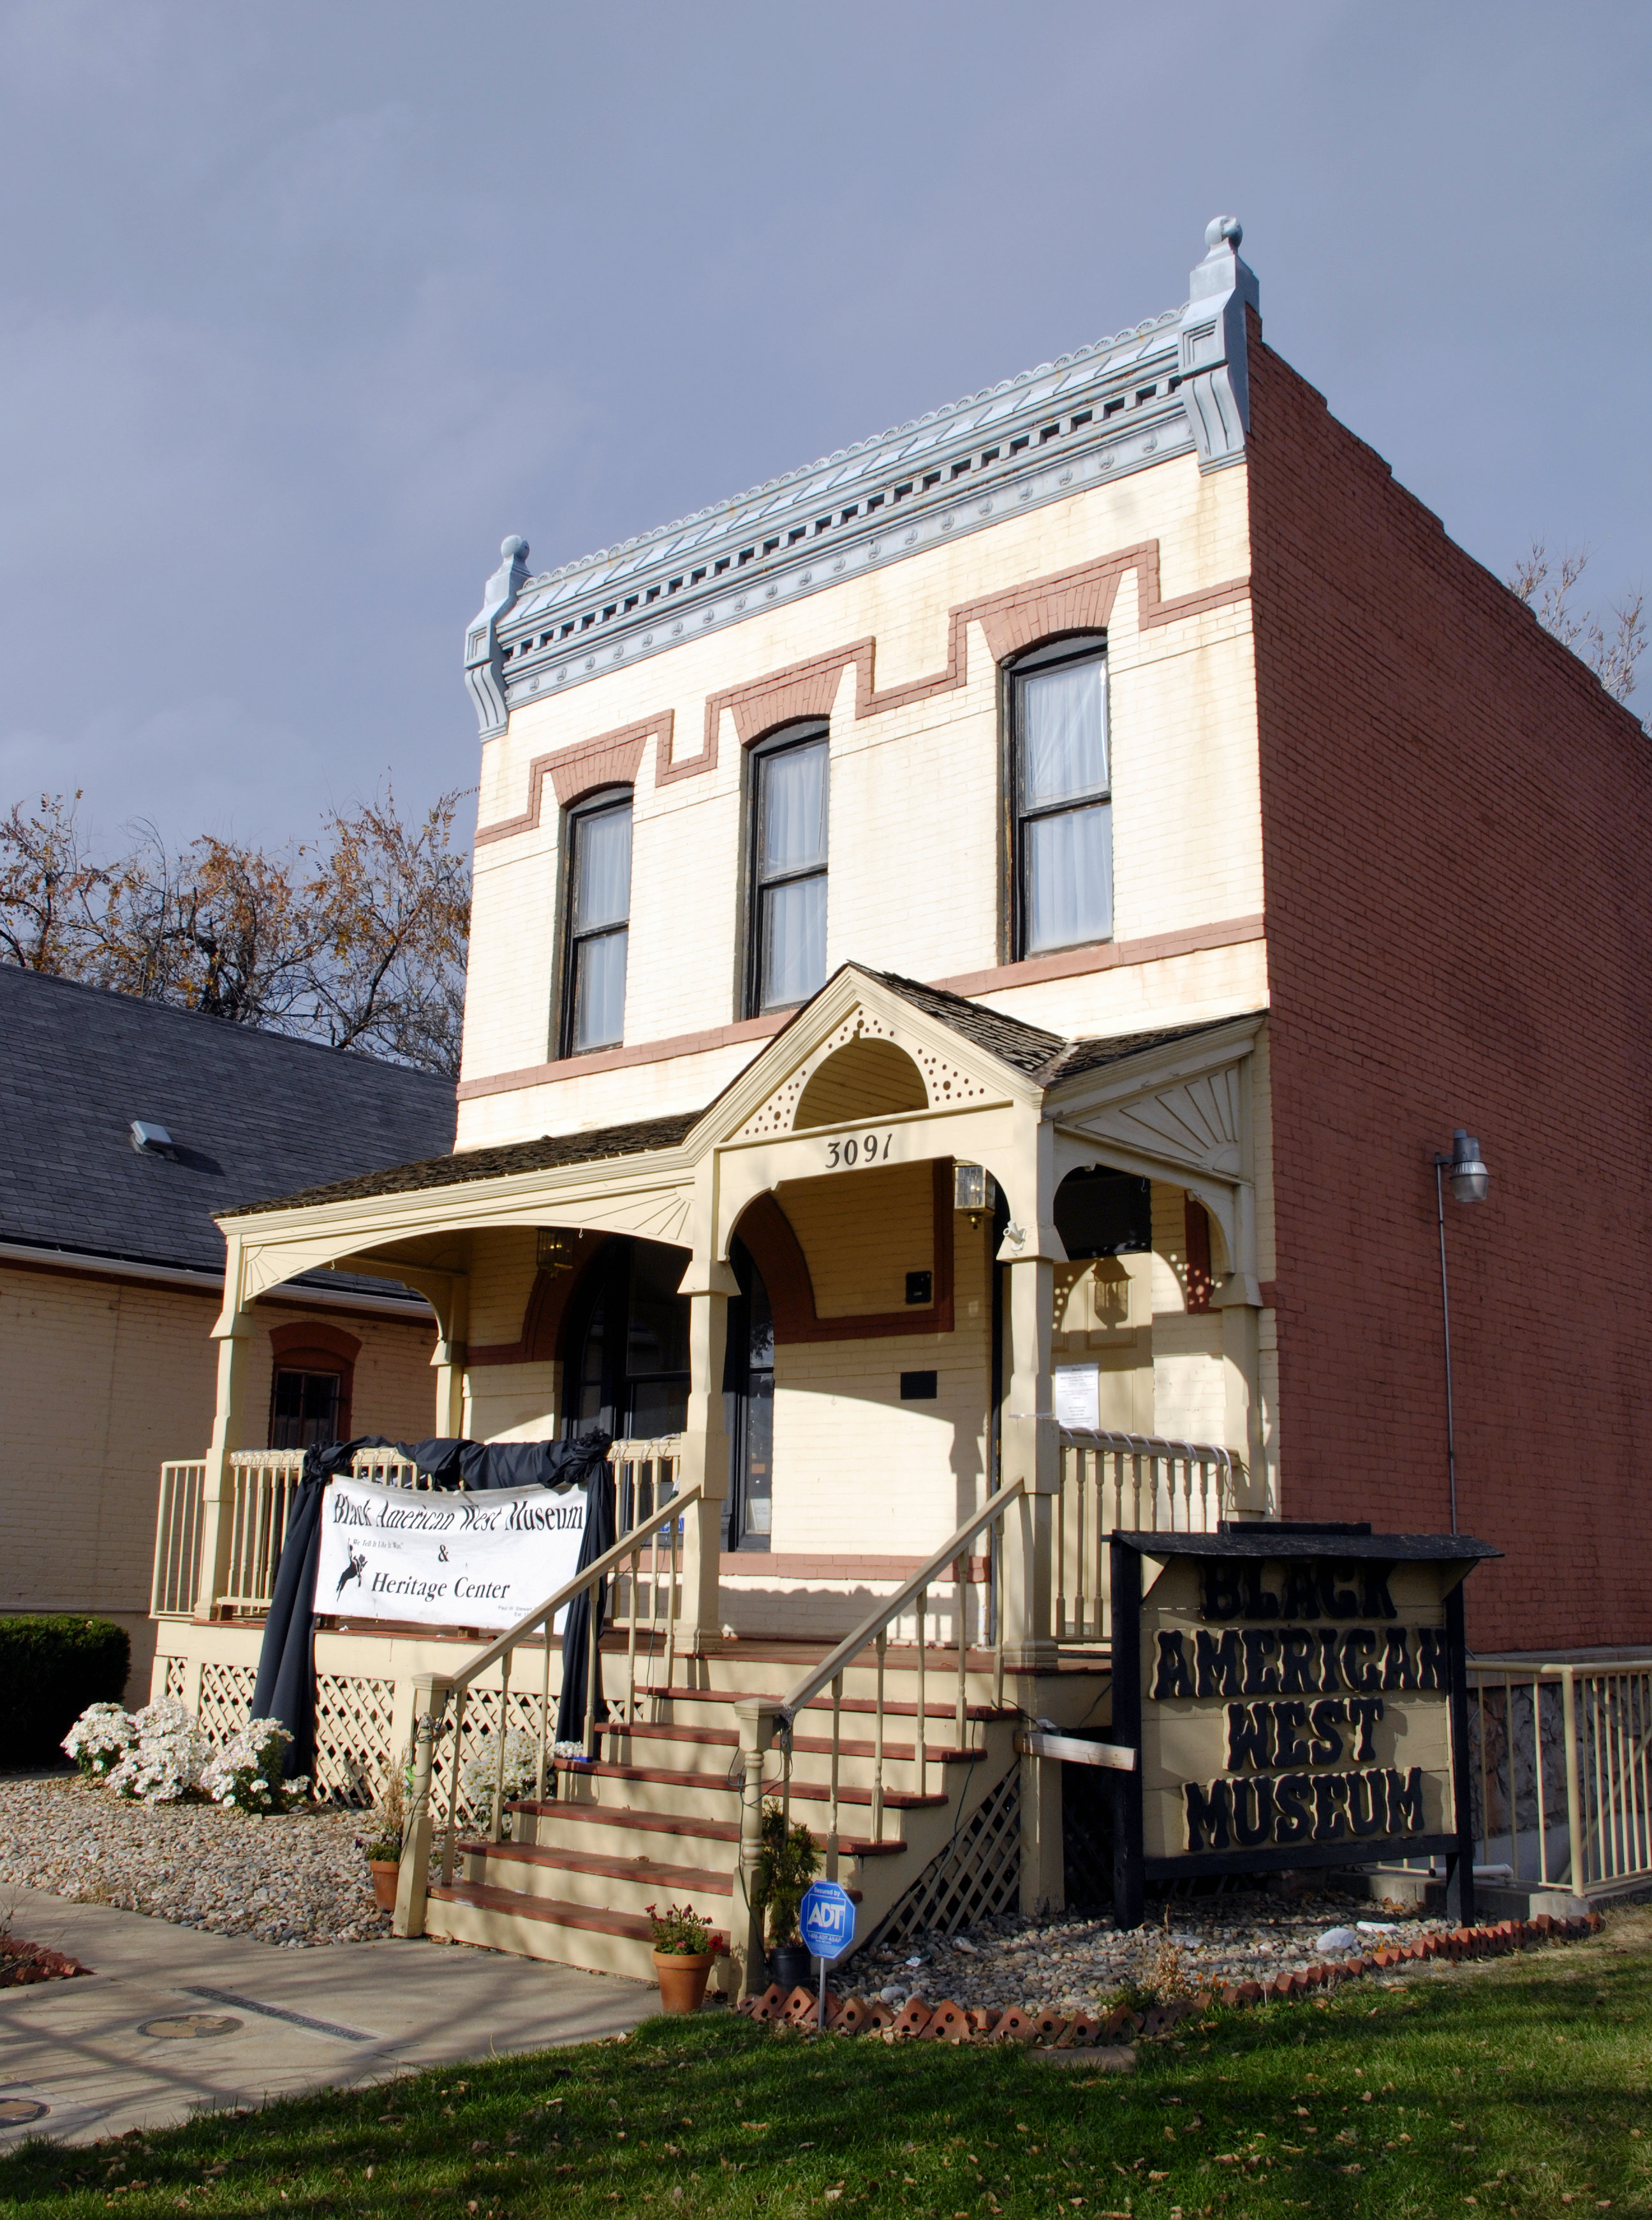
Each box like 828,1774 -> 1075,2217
1246,325 -> 1652,1652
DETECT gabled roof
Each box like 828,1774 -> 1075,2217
234,1112 -> 698,1218
0,967 -> 457,1281
218,958 -> 1259,1224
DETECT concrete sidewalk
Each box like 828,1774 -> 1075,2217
0,1884 -> 656,2147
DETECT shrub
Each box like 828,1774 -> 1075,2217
0,1616 -> 131,1770
200,1718 -> 310,1814
752,1800 -> 820,1947
107,1698 -> 210,1803
61,1701 -> 136,1779
460,1726 -> 538,1812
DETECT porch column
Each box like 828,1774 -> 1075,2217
193,1242 -> 257,1624
431,1274 -> 469,1439
998,1252 -> 1058,1673
674,1261 -> 737,1658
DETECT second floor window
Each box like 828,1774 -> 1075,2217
749,725 -> 829,1012
1010,637 -> 1113,956
564,790 -> 632,1053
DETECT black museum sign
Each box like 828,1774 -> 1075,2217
1107,1522 -> 1500,1928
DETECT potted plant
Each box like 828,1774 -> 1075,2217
360,1772 -> 405,1911
647,1902 -> 721,2013
753,1800 -> 820,1991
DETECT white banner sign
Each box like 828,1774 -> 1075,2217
316,1475 -> 588,1631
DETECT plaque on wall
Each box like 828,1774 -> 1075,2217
1107,1522 -> 1500,1929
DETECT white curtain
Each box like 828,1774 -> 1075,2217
759,740 -> 829,1006
572,926 -> 628,1051
762,877 -> 827,1007
1025,801 -> 1112,952
1021,659 -> 1107,809
761,740 -> 829,873
573,803 -> 632,931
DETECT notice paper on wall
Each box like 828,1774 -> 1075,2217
1053,1364 -> 1101,1431
314,1474 -> 589,1631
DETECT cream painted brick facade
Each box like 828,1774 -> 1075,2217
457,454 -> 1259,1148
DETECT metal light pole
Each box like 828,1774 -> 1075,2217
1432,1128 -> 1490,1534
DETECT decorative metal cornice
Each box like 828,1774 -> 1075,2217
468,222 -> 1258,730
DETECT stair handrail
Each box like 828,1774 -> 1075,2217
394,1475 -> 702,1941
774,1479 -> 1025,1739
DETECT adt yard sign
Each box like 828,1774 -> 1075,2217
800,1880 -> 855,1963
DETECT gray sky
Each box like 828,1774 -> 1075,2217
2,1 -> 1646,854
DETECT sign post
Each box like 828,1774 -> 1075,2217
800,1879 -> 855,2029
1108,1522 -> 1499,1925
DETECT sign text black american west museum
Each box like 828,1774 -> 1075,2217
1107,1523 -> 1499,1927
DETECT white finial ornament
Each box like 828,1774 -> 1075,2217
1205,214 -> 1243,251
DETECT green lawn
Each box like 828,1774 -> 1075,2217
5,1910 -> 1652,2219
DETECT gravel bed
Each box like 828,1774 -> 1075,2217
0,1777 -> 391,1948
857,1891 -> 1450,2013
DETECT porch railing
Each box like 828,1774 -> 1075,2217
394,1459 -> 696,1937
149,1437 -> 679,1620
1054,1428 -> 1237,1646
1466,1653 -> 1652,1900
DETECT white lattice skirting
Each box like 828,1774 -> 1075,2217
873,1769 -> 1023,1948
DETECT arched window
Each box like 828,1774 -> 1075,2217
267,1322 -> 360,1449
747,722 -> 829,1014
1007,635 -> 1112,957
562,788 -> 633,1054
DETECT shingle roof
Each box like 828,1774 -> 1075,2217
0,968 -> 457,1279
232,1113 -> 700,1218
873,972 -> 1246,1086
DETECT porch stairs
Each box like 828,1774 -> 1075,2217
423,1639 -> 1035,1985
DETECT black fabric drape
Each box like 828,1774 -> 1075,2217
250,1437 -> 383,1779
249,1431 -> 614,1781
555,1456 -> 618,1750
394,1435 -> 611,1493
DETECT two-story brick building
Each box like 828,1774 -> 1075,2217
148,220 -> 1652,1972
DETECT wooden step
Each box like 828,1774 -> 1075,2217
606,1720 -> 977,1766
455,1838 -> 735,1896
506,1796 -> 908,1858
425,1877 -> 734,1983
554,1757 -> 947,1810
643,1684 -> 1017,1722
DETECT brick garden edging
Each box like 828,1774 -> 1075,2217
734,1912 -> 1603,2044
0,1937 -> 92,1989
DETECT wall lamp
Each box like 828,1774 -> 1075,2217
1433,1128 -> 1490,1533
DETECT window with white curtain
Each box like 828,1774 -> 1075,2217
563,789 -> 633,1053
1008,637 -> 1112,956
749,725 -> 829,1014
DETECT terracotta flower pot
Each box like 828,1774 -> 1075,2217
367,1859 -> 400,1912
653,1949 -> 714,2014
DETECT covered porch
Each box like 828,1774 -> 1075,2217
158,968 -> 1272,1673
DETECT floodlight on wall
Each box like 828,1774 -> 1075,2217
954,1162 -> 996,1229
1431,1125 -> 1493,1536
536,1227 -> 577,1275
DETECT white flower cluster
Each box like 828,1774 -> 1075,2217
105,1698 -> 212,1804
459,1726 -> 540,1809
61,1701 -> 136,1779
200,1717 -> 309,1814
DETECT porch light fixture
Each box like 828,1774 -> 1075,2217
1432,1128 -> 1491,1535
954,1162 -> 996,1229
536,1227 -> 577,1276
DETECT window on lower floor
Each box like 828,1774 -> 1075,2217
269,1366 -> 342,1450
1008,637 -> 1113,957
563,789 -> 633,1054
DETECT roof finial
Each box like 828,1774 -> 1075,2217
1177,218 -> 1259,473
464,536 -> 533,738
1205,214 -> 1243,252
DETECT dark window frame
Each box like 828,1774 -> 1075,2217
1005,633 -> 1112,962
559,785 -> 634,1058
268,1364 -> 344,1451
744,721 -> 830,1019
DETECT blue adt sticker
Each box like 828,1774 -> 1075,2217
799,1879 -> 855,1962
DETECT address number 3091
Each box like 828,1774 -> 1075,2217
826,1131 -> 894,1169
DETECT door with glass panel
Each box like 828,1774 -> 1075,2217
1008,637 -> 1112,956
563,790 -> 633,1054
566,1240 -> 691,1442
749,725 -> 829,1014
721,1238 -> 774,1551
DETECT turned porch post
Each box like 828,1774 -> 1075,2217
998,1249 -> 1058,1673
674,1257 -> 737,1659
193,1234 -> 256,1623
